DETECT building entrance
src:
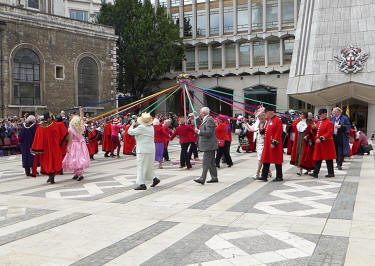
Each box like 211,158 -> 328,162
336,99 -> 368,132
204,87 -> 233,117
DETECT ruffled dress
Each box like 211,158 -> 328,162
63,127 -> 90,171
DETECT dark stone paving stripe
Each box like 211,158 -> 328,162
329,181 -> 358,220
189,177 -> 253,210
70,221 -> 177,266
112,176 -> 194,204
0,212 -> 90,246
308,235 -> 349,266
0,208 -> 55,228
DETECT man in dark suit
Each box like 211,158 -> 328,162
194,107 -> 218,185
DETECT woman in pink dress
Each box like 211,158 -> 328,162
63,108 -> 90,181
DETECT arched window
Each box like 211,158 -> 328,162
78,57 -> 98,106
13,48 -> 41,105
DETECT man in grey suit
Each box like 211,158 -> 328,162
194,107 -> 218,185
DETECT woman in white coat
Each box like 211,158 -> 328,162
128,113 -> 160,190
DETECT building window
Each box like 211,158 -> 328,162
172,13 -> 179,25
198,46 -> 208,70
225,43 -> 236,68
244,85 -> 276,112
268,40 -> 280,64
70,10 -> 89,22
55,66 -> 64,79
224,6 -> 233,33
284,38 -> 294,64
28,0 -> 39,9
282,0 -> 294,28
252,1 -> 263,31
197,10 -> 206,36
13,48 -> 41,106
266,0 -> 278,30
237,4 -> 248,32
239,43 -> 250,67
210,8 -> 220,35
78,57 -> 98,106
171,0 -> 180,7
212,44 -> 222,69
184,11 -> 193,37
186,48 -> 195,71
253,40 -> 265,66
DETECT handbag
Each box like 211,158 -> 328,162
217,139 -> 225,148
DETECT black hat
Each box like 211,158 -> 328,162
42,112 -> 50,121
318,108 -> 327,115
264,105 -> 276,112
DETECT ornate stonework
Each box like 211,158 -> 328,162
334,45 -> 369,74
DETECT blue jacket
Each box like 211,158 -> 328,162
331,115 -> 351,156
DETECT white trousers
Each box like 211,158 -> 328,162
136,153 -> 155,185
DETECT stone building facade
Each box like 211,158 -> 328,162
0,3 -> 117,117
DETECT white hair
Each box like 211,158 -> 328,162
26,115 -> 36,123
201,107 -> 210,115
152,118 -> 160,126
164,119 -> 171,124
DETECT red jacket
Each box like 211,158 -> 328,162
261,116 -> 283,164
215,122 -> 231,142
170,124 -> 195,144
313,118 -> 336,161
154,125 -> 169,143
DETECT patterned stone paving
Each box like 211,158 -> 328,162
0,139 -> 373,265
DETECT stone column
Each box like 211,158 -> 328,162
248,0 -> 252,34
179,0 -> 184,38
280,38 -> 284,67
278,0 -> 282,31
219,0 -> 224,36
167,0 -> 171,17
235,42 -> 240,69
192,0 -> 197,39
206,0 -> 210,38
182,60 -> 187,72
263,0 -> 266,32
195,45 -> 199,71
222,43 -> 226,69
368,104 -> 375,138
265,39 -> 268,67
233,0 -> 238,35
250,41 -> 254,68
294,0 -> 297,28
208,43 -> 213,71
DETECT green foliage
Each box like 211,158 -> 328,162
97,0 -> 184,96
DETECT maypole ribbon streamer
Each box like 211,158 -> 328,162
184,84 -> 197,128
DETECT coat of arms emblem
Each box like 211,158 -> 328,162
334,45 -> 369,74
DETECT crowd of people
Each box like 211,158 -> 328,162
1,104 -> 373,190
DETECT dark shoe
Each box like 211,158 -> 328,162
309,173 -> 318,178
207,178 -> 218,183
194,178 -> 205,185
104,153 -> 110,157
272,178 -> 284,182
25,168 -> 31,176
77,176 -> 84,181
216,164 -> 220,168
304,171 -> 309,175
30,174 -> 36,178
297,172 -> 302,176
49,176 -> 55,184
236,148 -> 241,153
256,177 -> 268,182
227,164 -> 233,168
134,184 -> 147,190
338,166 -> 342,170
46,176 -> 52,183
72,175 -> 78,180
150,178 -> 160,188
325,174 -> 335,178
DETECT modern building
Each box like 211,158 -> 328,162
0,3 -> 117,117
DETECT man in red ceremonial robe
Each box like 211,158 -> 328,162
309,109 -> 336,178
257,106 -> 284,182
102,119 -> 112,157
123,123 -> 136,155
32,112 -> 68,184
86,122 -> 98,160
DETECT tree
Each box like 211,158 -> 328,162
98,0 -> 184,97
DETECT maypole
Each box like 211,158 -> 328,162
177,74 -> 191,125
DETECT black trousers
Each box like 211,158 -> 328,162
261,163 -> 283,179
180,142 -> 192,168
215,141 -> 233,166
188,142 -> 198,159
334,135 -> 344,167
313,160 -> 334,176
163,142 -> 169,161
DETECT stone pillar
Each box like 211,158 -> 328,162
219,0 -> 224,36
248,0 -> 252,34
294,0 -> 297,28
206,0 -> 210,38
182,60 -> 187,72
278,0 -> 282,31
263,0 -> 266,32
265,39 -> 269,67
280,38 -> 284,67
192,0 -> 197,39
208,43 -> 213,71
179,0 -> 184,38
276,88 -> 288,113
222,43 -> 226,69
233,0 -> 238,35
368,104 -> 375,138
195,45 -> 199,71
167,0 -> 171,17
235,42 -> 240,69
250,40 -> 254,68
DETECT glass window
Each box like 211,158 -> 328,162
197,10 -> 206,36
212,45 -> 222,68
239,43 -> 250,67
172,13 -> 179,25
28,0 -> 39,9
70,10 -> 89,22
78,57 -> 98,106
198,46 -> 208,70
252,2 -> 263,31
282,0 -> 294,27
225,43 -> 236,68
186,49 -> 195,71
13,48 -> 40,105
224,7 -> 233,33
159,0 -> 167,7
284,38 -> 294,63
268,40 -> 280,64
253,40 -> 265,66
266,0 -> 278,30
210,8 -> 220,35
171,0 -> 180,7
184,11 -> 193,37
237,4 -> 248,32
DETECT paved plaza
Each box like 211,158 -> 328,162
0,140 -> 374,266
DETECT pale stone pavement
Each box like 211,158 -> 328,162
0,139 -> 374,266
